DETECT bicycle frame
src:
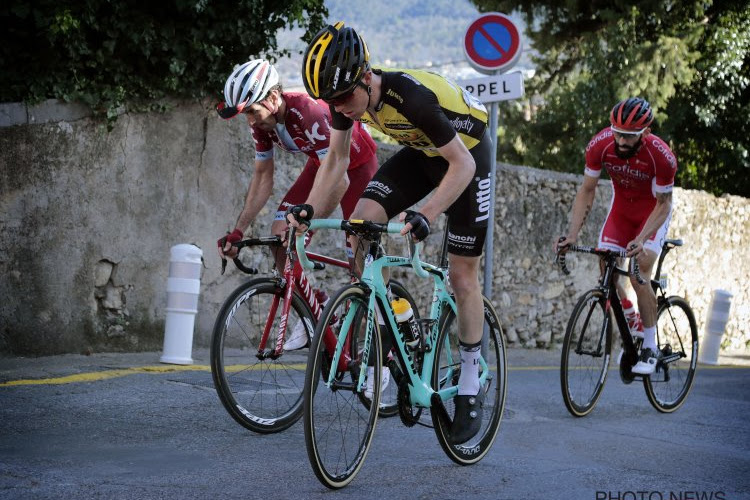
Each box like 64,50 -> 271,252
296,219 -> 491,409
600,255 -> 641,366
229,233 -> 353,372
560,242 -> 684,368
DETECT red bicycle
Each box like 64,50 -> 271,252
210,228 -> 415,433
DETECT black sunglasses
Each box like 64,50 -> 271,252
216,101 -> 249,119
324,81 -> 368,106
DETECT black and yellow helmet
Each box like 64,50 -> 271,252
302,22 -> 369,100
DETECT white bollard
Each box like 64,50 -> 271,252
698,289 -> 733,365
160,244 -> 203,365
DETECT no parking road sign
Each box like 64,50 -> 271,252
464,12 -> 523,74
462,12 -> 525,301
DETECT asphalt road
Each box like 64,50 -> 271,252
1,348 -> 748,500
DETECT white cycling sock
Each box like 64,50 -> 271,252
642,326 -> 657,351
457,341 -> 481,396
375,305 -> 385,325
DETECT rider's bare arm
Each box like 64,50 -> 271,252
564,174 -> 599,243
630,191 -> 673,252
235,158 -> 275,232
300,126 -> 353,220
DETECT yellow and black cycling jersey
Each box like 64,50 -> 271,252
330,68 -> 488,157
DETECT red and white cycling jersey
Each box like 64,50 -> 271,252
250,92 -> 376,170
585,127 -> 678,252
584,127 -> 677,202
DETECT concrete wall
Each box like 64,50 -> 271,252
1,100 -> 747,356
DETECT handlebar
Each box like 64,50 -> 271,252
220,236 -> 283,275
294,219 -> 430,278
556,244 -> 644,284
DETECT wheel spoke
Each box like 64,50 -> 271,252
644,297 -> 698,412
304,286 -> 380,489
561,291 -> 610,417
211,280 -> 311,433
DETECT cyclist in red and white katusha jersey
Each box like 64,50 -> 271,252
558,97 -> 678,376
215,60 -> 378,351
215,59 -> 378,264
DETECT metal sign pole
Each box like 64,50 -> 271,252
482,86 -> 499,300
481,83 -> 499,358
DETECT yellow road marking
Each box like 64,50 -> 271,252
0,364 -> 210,387
0,362 -> 743,387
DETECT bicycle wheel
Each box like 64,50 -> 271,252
431,295 -> 507,464
560,290 -> 612,417
357,280 -> 417,418
304,284 -> 382,489
210,278 -> 313,433
644,296 -> 698,413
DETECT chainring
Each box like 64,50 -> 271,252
619,349 -> 637,384
397,379 -> 422,427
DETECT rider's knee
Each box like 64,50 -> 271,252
448,263 -> 480,296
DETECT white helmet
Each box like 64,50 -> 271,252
216,59 -> 279,119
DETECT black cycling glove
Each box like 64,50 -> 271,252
286,204 -> 315,226
403,210 -> 430,241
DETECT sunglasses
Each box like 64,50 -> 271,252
216,100 -> 249,119
324,81 -> 368,106
610,126 -> 644,139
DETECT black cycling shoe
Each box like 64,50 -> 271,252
450,393 -> 483,445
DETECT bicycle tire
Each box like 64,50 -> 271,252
303,285 -> 381,489
431,295 -> 507,464
560,289 -> 612,417
210,277 -> 313,433
644,296 -> 698,413
357,279 -> 418,418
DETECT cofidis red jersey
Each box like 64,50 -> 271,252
584,127 -> 677,201
250,92 -> 376,170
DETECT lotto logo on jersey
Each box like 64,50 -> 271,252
474,173 -> 492,222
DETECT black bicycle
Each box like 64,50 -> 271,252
556,239 -> 698,416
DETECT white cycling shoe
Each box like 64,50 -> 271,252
632,348 -> 658,375
364,367 -> 391,400
283,319 -> 310,351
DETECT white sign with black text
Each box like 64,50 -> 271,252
459,71 -> 524,104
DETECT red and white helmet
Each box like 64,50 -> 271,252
609,97 -> 654,134
216,59 -> 279,119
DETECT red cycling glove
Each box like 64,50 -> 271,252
218,228 -> 243,254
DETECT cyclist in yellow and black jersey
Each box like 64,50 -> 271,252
344,68 -> 488,156
286,22 -> 494,446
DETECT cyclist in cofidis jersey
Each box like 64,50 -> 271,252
557,97 -> 678,376
286,22 -> 493,445
215,59 -> 379,350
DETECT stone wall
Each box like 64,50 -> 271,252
1,100 -> 747,356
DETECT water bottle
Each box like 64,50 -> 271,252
391,298 -> 420,349
658,273 -> 668,291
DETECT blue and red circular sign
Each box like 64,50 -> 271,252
464,12 -> 523,74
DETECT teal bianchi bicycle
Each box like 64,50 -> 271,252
295,218 -> 507,489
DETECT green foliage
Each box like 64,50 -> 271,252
0,1 -> 327,122
473,0 -> 750,197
